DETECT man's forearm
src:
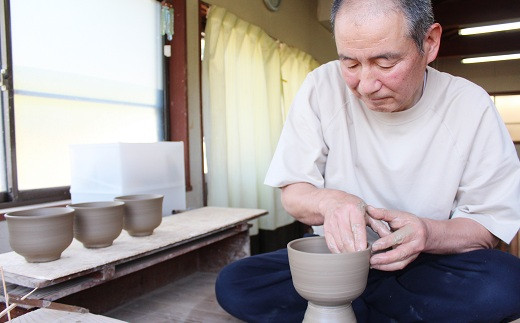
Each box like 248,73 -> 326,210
281,182 -> 325,226
422,217 -> 499,254
283,183 -> 390,252
281,182 -> 364,226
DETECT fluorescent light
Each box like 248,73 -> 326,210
461,53 -> 520,64
459,21 -> 520,36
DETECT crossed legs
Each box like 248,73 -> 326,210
215,248 -> 520,322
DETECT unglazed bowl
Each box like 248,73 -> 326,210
287,236 -> 371,322
68,201 -> 124,248
5,207 -> 74,262
114,194 -> 163,236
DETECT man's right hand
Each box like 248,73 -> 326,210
281,183 -> 390,253
318,192 -> 369,252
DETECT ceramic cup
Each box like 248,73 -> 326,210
5,207 -> 74,263
114,194 -> 164,236
67,201 -> 125,248
287,236 -> 371,323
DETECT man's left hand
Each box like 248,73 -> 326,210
367,206 -> 428,271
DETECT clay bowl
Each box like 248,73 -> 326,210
114,194 -> 164,237
287,236 -> 371,322
5,207 -> 74,263
67,201 -> 125,248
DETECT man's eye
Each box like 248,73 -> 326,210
378,62 -> 395,69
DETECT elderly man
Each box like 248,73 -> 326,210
215,0 -> 520,321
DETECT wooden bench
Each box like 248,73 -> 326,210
0,206 -> 267,321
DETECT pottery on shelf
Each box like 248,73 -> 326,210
5,207 -> 74,263
114,194 -> 164,236
68,201 -> 125,248
287,236 -> 371,323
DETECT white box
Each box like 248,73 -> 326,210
69,142 -> 186,215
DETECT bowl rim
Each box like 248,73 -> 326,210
114,194 -> 164,201
287,236 -> 372,257
5,207 -> 74,219
67,201 -> 125,209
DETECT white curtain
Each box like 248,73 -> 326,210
280,44 -> 320,121
202,6 -> 319,233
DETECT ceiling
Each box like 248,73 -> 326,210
432,0 -> 520,58
317,0 -> 520,59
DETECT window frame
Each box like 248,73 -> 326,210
166,0 -> 191,192
0,0 -> 190,213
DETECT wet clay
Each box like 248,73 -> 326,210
68,201 -> 125,248
287,236 -> 371,323
5,207 -> 74,263
114,194 -> 164,236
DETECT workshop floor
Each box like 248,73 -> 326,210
104,271 -> 243,323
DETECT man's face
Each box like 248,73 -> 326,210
334,8 -> 429,113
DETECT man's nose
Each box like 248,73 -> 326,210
357,68 -> 381,95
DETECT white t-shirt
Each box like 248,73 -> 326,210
265,61 -> 520,243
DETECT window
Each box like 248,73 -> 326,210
493,94 -> 520,142
0,0 -> 169,206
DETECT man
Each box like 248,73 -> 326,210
215,0 -> 520,321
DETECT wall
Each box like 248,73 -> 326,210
201,0 -> 337,64
433,57 -> 520,94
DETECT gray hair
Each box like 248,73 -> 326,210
330,0 -> 434,53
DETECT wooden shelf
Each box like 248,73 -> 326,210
0,207 -> 267,319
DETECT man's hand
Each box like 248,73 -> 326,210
282,183 -> 498,270
320,195 -> 368,253
280,183 -> 394,255
367,206 -> 428,271
319,193 -> 391,253
281,183 -> 374,253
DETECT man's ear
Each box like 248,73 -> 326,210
424,23 -> 442,64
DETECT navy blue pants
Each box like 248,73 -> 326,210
215,247 -> 520,322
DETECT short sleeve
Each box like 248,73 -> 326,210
451,95 -> 520,243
